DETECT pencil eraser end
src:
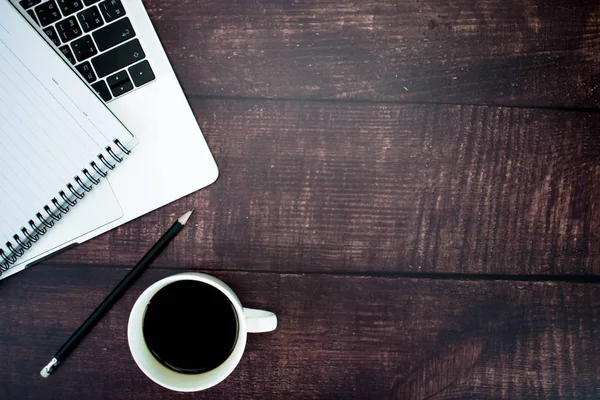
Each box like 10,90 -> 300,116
40,358 -> 57,378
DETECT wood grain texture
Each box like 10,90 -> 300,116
51,99 -> 600,275
3,2 -> 599,399
143,0 -> 600,107
0,265 -> 598,399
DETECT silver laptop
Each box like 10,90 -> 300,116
4,0 -> 219,277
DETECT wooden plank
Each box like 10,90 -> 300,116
143,0 -> 600,107
0,265 -> 598,399
50,99 -> 600,275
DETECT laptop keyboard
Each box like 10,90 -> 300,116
19,0 -> 155,103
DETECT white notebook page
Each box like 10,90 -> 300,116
0,0 -> 136,273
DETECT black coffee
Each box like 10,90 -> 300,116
142,280 -> 239,374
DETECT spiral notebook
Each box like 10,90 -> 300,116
0,3 -> 137,277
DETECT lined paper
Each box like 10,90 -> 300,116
0,41 -> 99,239
0,0 -> 136,266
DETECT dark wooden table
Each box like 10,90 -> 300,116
2,0 -> 599,398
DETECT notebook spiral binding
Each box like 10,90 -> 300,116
0,139 -> 131,275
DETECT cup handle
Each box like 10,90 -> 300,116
243,307 -> 277,333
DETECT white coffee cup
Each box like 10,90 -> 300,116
128,272 -> 277,392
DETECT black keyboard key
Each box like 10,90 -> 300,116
91,80 -> 111,102
108,79 -> 133,97
92,17 -> 134,51
71,35 -> 97,62
91,39 -> 144,78
106,70 -> 129,89
128,60 -> 154,87
75,61 -> 97,83
59,45 -> 76,64
106,69 -> 126,85
43,26 -> 60,46
99,0 -> 125,23
20,0 -> 41,10
35,1 -> 61,27
57,0 -> 83,16
77,6 -> 103,32
26,9 -> 40,25
56,16 -> 82,42
83,0 -> 101,5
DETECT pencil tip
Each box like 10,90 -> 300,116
178,209 -> 195,225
